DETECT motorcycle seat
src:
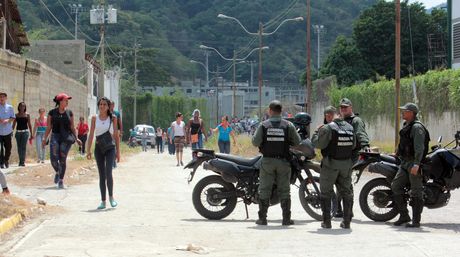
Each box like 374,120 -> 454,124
215,153 -> 262,167
380,154 -> 400,165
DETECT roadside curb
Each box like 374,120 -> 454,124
0,212 -> 24,235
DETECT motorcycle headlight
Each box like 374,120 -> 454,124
195,151 -> 204,158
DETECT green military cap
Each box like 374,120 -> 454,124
324,105 -> 337,115
398,102 -> 419,114
339,98 -> 352,107
269,100 -> 282,112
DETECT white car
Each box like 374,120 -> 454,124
134,124 -> 156,147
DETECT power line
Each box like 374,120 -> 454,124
38,0 -> 75,38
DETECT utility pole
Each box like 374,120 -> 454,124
1,1 -> 6,50
258,22 -> 263,120
306,0 -> 312,113
69,4 -> 84,40
395,0 -> 401,149
249,61 -> 254,88
216,65 -> 220,125
133,39 -> 139,127
90,3 -> 116,98
204,50 -> 209,88
233,50 -> 236,118
1,17 -> 5,50
99,0 -> 105,98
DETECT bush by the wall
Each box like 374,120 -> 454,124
328,69 -> 460,121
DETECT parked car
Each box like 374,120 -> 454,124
133,124 -> 156,147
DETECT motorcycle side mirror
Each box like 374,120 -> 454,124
437,136 -> 442,144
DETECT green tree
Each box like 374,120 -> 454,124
353,0 -> 447,79
320,36 -> 371,86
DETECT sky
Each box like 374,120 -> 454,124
404,0 -> 446,8
386,0 -> 446,8
415,0 -> 446,8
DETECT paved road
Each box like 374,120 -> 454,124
2,150 -> 460,257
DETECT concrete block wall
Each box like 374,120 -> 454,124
0,49 -> 87,162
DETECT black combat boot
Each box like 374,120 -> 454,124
393,195 -> 411,226
406,198 -> 423,228
340,198 -> 353,229
281,199 -> 294,226
334,196 -> 344,218
256,199 -> 269,225
321,197 -> 332,229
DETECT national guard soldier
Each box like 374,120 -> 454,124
252,100 -> 301,226
335,98 -> 370,218
392,103 -> 430,228
312,106 -> 355,229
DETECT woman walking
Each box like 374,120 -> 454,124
12,102 -> 33,166
86,97 -> 120,209
42,93 -> 81,189
186,109 -> 207,150
77,117 -> 89,155
213,115 -> 236,154
156,127 -> 163,153
32,108 -> 47,163
141,128 -> 148,152
171,112 -> 185,166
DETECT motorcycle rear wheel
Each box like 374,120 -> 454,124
192,175 -> 237,220
298,176 -> 337,221
359,177 -> 398,222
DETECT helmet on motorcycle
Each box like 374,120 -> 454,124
291,139 -> 316,159
294,112 -> 312,125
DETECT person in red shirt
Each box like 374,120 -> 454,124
77,116 -> 89,155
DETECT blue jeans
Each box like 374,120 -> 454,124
15,131 -> 29,165
50,133 -> 72,180
94,146 -> 115,201
218,140 -> 231,154
35,132 -> 46,161
141,138 -> 147,152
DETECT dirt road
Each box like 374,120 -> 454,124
1,150 -> 460,257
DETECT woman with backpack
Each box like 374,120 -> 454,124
86,97 -> 120,209
42,93 -> 81,189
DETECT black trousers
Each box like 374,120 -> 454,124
0,133 -> 12,164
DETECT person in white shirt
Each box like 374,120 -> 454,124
170,112 -> 185,166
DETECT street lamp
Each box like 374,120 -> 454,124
313,25 -> 326,71
218,14 -> 303,119
200,44 -> 268,117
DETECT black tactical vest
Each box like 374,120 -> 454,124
260,119 -> 289,158
397,121 -> 430,160
321,121 -> 354,160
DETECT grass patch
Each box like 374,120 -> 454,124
205,134 -> 260,157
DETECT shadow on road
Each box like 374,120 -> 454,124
309,228 -> 353,235
84,208 -> 117,213
182,218 -> 257,223
414,223 -> 460,233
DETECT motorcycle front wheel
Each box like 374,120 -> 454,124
298,176 -> 337,221
192,175 -> 237,220
359,177 -> 398,222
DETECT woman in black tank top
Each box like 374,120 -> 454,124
12,102 -> 32,166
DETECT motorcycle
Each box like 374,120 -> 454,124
184,139 -> 337,221
128,137 -> 138,148
352,132 -> 460,222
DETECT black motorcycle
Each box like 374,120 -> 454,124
184,140 -> 337,221
352,133 -> 460,222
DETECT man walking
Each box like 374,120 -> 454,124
0,92 -> 15,169
312,107 -> 355,229
392,103 -> 429,228
335,98 -> 370,217
252,100 -> 301,226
